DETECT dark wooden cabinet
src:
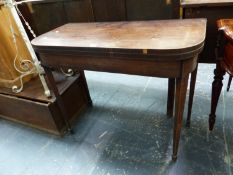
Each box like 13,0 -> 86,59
126,0 -> 177,20
181,0 -> 233,63
92,0 -> 126,21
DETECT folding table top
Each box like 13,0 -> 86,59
32,19 -> 206,58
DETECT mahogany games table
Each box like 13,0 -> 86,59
31,19 -> 206,160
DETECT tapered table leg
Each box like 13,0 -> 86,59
44,67 -> 73,134
79,71 -> 92,105
209,62 -> 225,131
186,65 -> 198,127
172,75 -> 189,160
167,78 -> 175,117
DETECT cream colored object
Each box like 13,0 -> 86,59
0,4 -> 36,88
0,1 -> 50,97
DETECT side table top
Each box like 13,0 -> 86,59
181,0 -> 233,7
32,19 -> 206,59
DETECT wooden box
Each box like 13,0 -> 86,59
0,72 -> 89,135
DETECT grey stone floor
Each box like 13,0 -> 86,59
0,64 -> 232,175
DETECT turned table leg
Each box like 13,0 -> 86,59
209,62 -> 225,131
172,75 -> 189,160
44,67 -> 73,134
167,78 -> 175,117
186,65 -> 198,127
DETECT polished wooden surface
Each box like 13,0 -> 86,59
181,0 -> 233,7
223,43 -> 233,76
217,19 -> 233,44
32,19 -> 206,57
209,19 -> 233,130
32,19 -> 206,159
217,19 -> 233,77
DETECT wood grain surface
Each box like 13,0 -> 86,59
32,19 -> 206,57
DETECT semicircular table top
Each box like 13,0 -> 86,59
31,19 -> 206,58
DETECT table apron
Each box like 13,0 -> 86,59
39,53 -> 198,78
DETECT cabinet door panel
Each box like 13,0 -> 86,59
126,0 -> 176,20
64,0 -> 94,22
92,0 -> 126,21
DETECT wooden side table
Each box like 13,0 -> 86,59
209,19 -> 233,130
31,19 -> 206,160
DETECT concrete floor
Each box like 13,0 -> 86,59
0,64 -> 232,175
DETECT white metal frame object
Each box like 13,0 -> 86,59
3,0 -> 51,97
